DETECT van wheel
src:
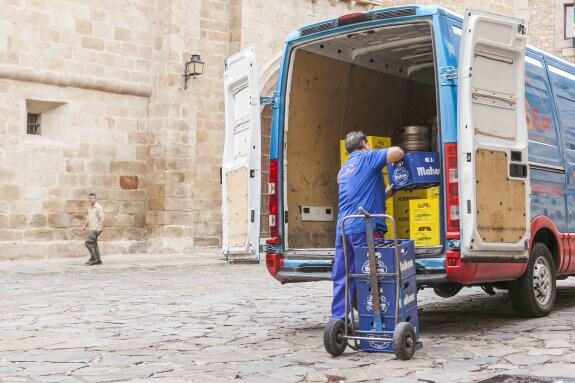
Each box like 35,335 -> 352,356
509,242 -> 556,318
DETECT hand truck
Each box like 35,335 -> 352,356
323,207 -> 423,360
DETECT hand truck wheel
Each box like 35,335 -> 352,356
392,321 -> 416,360
323,318 -> 347,356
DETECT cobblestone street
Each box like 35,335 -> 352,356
1,250 -> 575,383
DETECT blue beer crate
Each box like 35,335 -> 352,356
353,239 -> 416,280
387,152 -> 440,191
357,307 -> 420,352
356,274 -> 418,316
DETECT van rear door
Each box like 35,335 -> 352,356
222,48 -> 261,262
458,10 -> 530,261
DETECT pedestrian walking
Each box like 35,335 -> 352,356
82,192 -> 105,266
331,131 -> 404,320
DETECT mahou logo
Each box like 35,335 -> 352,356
367,333 -> 392,349
365,292 -> 390,314
416,166 -> 440,177
361,258 -> 387,275
392,167 -> 409,186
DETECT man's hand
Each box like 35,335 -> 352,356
385,184 -> 395,199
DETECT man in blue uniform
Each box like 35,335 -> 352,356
331,131 -> 404,320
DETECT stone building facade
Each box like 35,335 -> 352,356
0,0 -> 572,260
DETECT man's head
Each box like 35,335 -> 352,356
344,131 -> 368,153
88,192 -> 97,206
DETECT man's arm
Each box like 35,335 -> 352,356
386,146 -> 404,164
97,207 -> 105,232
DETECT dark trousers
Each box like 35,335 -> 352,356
85,230 -> 101,262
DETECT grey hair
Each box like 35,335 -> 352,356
88,192 -> 96,198
344,131 -> 367,153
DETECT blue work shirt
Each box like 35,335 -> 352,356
336,148 -> 389,236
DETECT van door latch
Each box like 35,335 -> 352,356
260,91 -> 280,109
440,66 -> 458,86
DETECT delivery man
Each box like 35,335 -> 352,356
331,131 -> 404,320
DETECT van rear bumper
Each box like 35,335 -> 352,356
276,270 -> 332,283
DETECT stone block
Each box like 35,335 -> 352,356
164,197 -> 194,211
48,213 -> 70,228
110,161 -> 146,174
81,36 -> 105,50
165,183 -> 189,198
25,228 -> 69,241
29,214 -> 48,228
120,176 -> 139,190
193,236 -> 220,247
148,198 -> 165,210
0,184 -> 21,200
161,225 -> 184,238
133,213 -> 146,228
75,20 -> 93,35
122,227 -> 146,240
58,173 -> 79,188
0,229 -> 24,241
64,200 -> 86,213
0,214 -> 8,229
115,213 -> 136,228
10,214 -> 27,229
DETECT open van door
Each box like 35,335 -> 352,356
458,10 -> 530,262
222,48 -> 261,263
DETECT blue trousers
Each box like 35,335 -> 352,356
331,233 -> 367,320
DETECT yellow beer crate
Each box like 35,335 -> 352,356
425,186 -> 440,200
410,221 -> 440,246
410,199 -> 440,223
340,136 -> 392,166
409,198 -> 440,246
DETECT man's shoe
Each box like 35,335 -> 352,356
86,260 -> 102,266
85,259 -> 95,265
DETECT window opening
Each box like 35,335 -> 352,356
565,3 -> 574,40
27,113 -> 41,135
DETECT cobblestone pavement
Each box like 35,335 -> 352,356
1,250 -> 575,383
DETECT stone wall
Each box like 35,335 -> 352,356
1,0 -> 573,260
524,0 -> 575,63
0,0 -> 154,259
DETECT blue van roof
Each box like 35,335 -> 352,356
287,5 -> 462,42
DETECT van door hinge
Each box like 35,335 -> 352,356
440,66 -> 458,86
260,91 -> 280,109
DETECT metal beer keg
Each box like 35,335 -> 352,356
397,125 -> 431,152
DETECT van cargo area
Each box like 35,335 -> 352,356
284,22 -> 440,253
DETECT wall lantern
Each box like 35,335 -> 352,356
183,54 -> 205,89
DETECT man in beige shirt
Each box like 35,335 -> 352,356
82,192 -> 105,265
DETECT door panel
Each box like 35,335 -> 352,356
222,48 -> 261,261
458,10 -> 529,260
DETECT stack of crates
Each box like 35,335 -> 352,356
392,187 -> 439,245
340,136 -> 395,238
353,239 -> 419,352
409,198 -> 440,247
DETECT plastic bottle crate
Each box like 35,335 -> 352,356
356,274 -> 418,316
353,239 -> 416,280
357,307 -> 420,352
387,152 -> 440,191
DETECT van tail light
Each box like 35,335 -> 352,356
444,143 -> 460,237
268,159 -> 279,237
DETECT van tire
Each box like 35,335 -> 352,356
509,242 -> 556,318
